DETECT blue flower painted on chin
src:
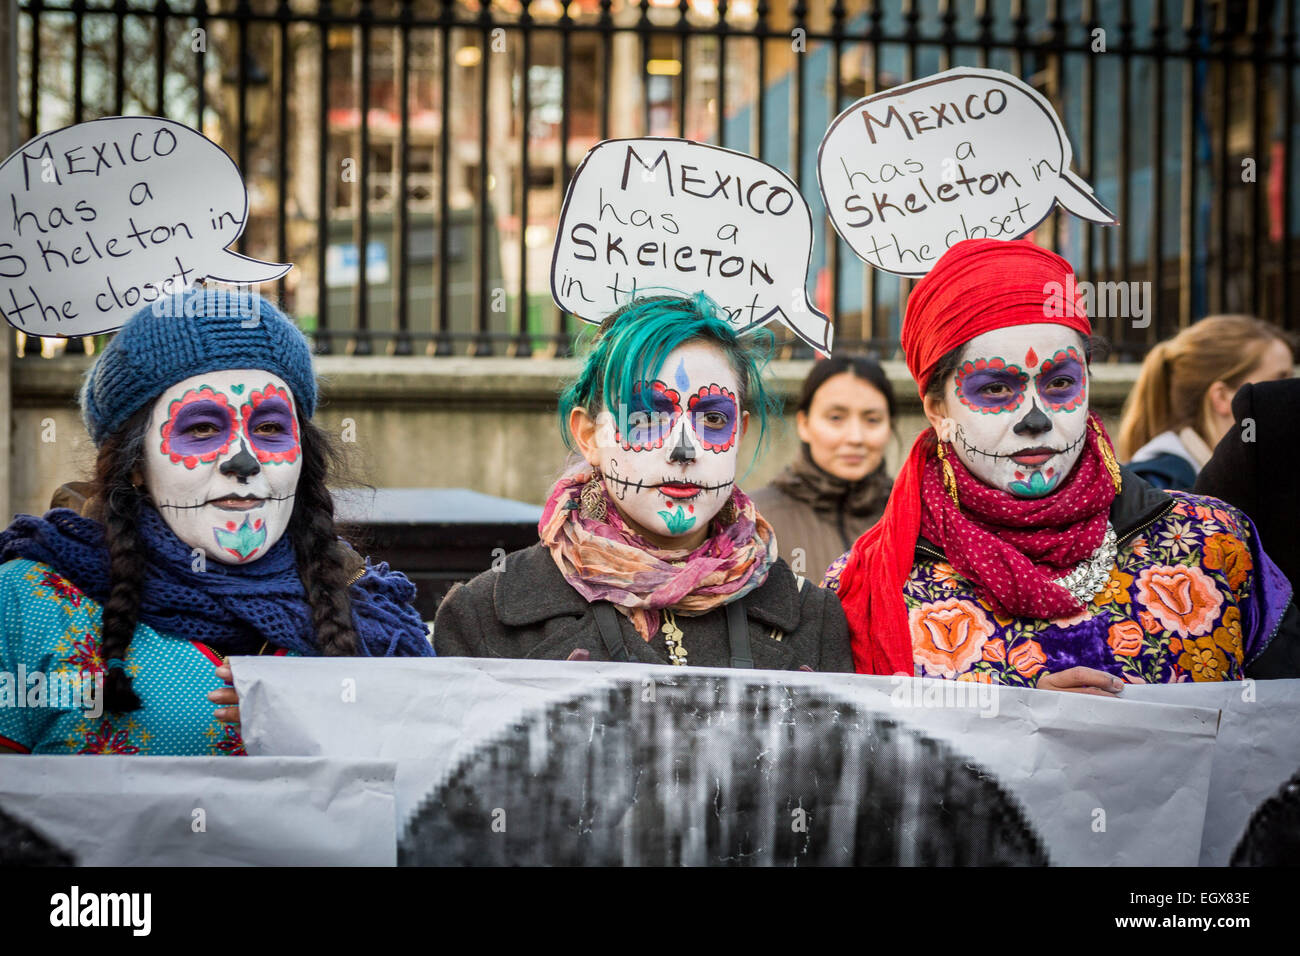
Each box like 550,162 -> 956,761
1008,469 -> 1062,498
213,514 -> 268,561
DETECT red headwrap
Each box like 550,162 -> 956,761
835,238 -> 1095,675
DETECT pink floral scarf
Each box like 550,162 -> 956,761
539,468 -> 777,641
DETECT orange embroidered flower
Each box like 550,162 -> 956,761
1212,606 -> 1243,663
983,638 -> 1006,663
1169,637 -> 1183,656
957,671 -> 994,683
931,562 -> 963,590
1192,504 -> 1216,522
1202,533 -> 1253,590
1139,610 -> 1162,634
909,598 -> 996,679
1107,620 -> 1145,657
1130,536 -> 1150,559
1135,565 -> 1224,638
1095,569 -> 1135,606
1178,636 -> 1231,682
1212,507 -> 1234,526
1007,639 -> 1048,679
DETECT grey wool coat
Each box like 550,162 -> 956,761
432,542 -> 854,672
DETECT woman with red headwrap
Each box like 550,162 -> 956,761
825,238 -> 1300,691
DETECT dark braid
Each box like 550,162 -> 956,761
88,405 -> 153,713
289,417 -> 359,656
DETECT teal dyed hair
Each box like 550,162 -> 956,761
558,292 -> 779,472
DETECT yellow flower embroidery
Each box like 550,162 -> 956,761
1094,569 -> 1135,606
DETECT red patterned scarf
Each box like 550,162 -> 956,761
919,412 -> 1118,620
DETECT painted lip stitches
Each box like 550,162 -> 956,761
603,466 -> 733,501
954,424 -> 1085,465
156,493 -> 297,511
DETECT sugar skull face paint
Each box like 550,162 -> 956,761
943,324 -> 1089,498
144,368 -> 303,564
595,341 -> 743,543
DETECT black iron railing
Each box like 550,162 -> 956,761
13,0 -> 1300,360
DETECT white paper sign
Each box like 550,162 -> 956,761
0,115 -> 291,337
1124,680 -> 1300,866
551,137 -> 834,354
234,656 -> 1217,866
0,756 -> 397,866
817,67 -> 1117,277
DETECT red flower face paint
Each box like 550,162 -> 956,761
158,387 -> 238,469
954,356 -> 1029,415
617,380 -> 682,451
687,384 -> 739,452
240,384 -> 302,464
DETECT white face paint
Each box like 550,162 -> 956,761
143,368 -> 303,564
944,324 -> 1090,498
594,341 -> 743,541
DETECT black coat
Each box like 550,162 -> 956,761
1195,379 -> 1300,592
432,542 -> 853,672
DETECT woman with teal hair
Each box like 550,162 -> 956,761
434,293 -> 852,670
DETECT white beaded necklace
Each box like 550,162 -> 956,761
1053,522 -> 1118,604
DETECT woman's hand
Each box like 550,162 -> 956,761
1036,666 -> 1124,697
209,663 -> 240,724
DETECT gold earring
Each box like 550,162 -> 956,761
579,473 -> 607,522
936,441 -> 960,509
1091,417 -> 1123,493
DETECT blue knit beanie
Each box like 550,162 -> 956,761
80,288 -> 318,446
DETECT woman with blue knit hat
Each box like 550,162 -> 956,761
0,287 -> 433,756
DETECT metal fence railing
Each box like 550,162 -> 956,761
14,0 -> 1300,360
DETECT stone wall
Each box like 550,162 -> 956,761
8,355 -> 1139,519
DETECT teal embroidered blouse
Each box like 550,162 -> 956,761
0,557 -> 287,755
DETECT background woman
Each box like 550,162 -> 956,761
0,289 -> 433,755
827,239 -> 1298,690
1117,315 -> 1293,490
751,355 -> 895,582
434,293 -> 852,671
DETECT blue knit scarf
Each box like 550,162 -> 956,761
0,505 -> 434,657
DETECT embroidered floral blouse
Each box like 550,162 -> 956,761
0,558 -> 289,755
823,491 -> 1293,685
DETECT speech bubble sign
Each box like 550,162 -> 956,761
0,115 -> 291,337
817,67 -> 1117,277
551,137 -> 833,355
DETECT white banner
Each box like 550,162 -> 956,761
1124,679 -> 1300,867
0,756 -> 397,866
234,657 -> 1217,866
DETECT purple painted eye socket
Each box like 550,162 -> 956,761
689,396 -> 737,445
620,381 -> 683,451
626,409 -> 677,447
168,399 -> 236,456
687,385 -> 738,452
1038,350 -> 1087,411
955,358 -> 1029,414
245,396 -> 297,453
